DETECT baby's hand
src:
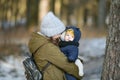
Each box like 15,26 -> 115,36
75,59 -> 84,76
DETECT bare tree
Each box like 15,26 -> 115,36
101,0 -> 120,80
50,0 -> 55,13
26,0 -> 39,28
98,0 -> 106,28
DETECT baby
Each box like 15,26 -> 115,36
59,26 -> 84,80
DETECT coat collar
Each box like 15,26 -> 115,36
28,32 -> 49,53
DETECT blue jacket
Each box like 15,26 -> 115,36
59,26 -> 81,62
59,26 -> 81,80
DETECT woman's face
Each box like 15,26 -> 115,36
51,34 -> 61,45
52,34 -> 61,40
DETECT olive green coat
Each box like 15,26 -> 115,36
28,32 -> 81,80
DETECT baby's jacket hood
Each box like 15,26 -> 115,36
66,26 -> 81,42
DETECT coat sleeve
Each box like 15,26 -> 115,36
42,43 -> 81,79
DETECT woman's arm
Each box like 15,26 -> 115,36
42,43 -> 81,79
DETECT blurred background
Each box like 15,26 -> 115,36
0,0 -> 110,80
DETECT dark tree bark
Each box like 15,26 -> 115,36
14,0 -> 19,26
98,0 -> 106,28
50,0 -> 55,13
101,0 -> 120,80
26,0 -> 39,28
66,0 -> 75,25
60,0 -> 63,17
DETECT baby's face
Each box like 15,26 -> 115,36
64,33 -> 74,41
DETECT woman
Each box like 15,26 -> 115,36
28,12 -> 81,80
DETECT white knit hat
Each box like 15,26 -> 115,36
40,12 -> 65,37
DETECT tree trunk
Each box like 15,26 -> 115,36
50,0 -> 55,13
101,0 -> 120,80
66,0 -> 74,25
26,0 -> 39,28
98,0 -> 106,28
39,0 -> 50,23
60,0 -> 63,17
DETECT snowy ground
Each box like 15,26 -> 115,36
0,56 -> 26,80
79,38 -> 106,62
0,38 -> 106,80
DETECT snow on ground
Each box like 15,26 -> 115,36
79,38 -> 106,62
0,38 -> 106,80
0,56 -> 26,80
79,38 -> 106,57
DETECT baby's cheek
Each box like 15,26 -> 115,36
70,38 -> 74,41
